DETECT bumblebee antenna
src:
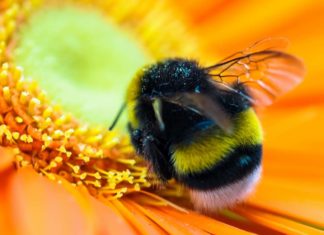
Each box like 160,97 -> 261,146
108,103 -> 126,130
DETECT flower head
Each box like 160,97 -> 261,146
0,0 -> 323,234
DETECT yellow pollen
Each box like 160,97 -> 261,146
84,145 -> 96,156
0,70 -> 8,85
75,125 -> 88,135
94,166 -> 115,176
41,133 -> 52,150
119,146 -> 134,154
4,4 -> 18,21
64,128 -> 74,138
12,132 -> 20,140
66,151 -> 72,158
3,86 -> 11,102
76,154 -> 90,162
104,187 -> 127,195
94,149 -> 103,158
57,145 -> 67,153
72,172 -> 88,180
49,161 -> 57,168
80,173 -> 87,180
54,115 -> 67,126
143,182 -> 151,187
43,107 -> 53,118
86,134 -> 103,144
129,165 -> 148,172
39,117 -> 52,130
27,79 -> 38,93
20,134 -> 33,143
0,0 -> 183,203
54,156 -> 63,163
15,116 -> 24,123
78,144 -> 86,152
14,66 -> 23,79
116,158 -> 136,165
37,90 -> 47,102
88,172 -> 102,180
6,21 -> 16,39
16,78 -> 25,91
21,160 -> 30,167
53,129 -> 64,139
0,125 -> 13,143
66,163 -> 80,173
28,97 -> 41,113
40,170 -> 56,181
131,172 -> 147,177
85,180 -> 101,188
2,63 -> 9,70
19,91 -> 29,104
0,43 -> 4,59
0,30 -> 5,42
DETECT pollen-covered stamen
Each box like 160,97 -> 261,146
0,61 -> 151,200
0,0 -> 194,208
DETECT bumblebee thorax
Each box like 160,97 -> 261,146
140,58 -> 208,96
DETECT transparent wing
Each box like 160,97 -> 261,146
162,93 -> 234,134
205,38 -> 305,106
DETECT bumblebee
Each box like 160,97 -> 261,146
110,38 -> 305,211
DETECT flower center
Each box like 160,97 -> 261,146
14,6 -> 149,126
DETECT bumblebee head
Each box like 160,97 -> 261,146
140,58 -> 208,99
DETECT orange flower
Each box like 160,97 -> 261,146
173,0 -> 324,231
1,0 -> 323,234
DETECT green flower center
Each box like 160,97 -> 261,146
14,6 -> 149,126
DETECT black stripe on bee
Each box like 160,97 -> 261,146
176,144 -> 262,190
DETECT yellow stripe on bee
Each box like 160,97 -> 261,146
171,108 -> 263,174
125,64 -> 151,129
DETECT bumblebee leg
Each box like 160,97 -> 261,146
142,134 -> 173,182
127,123 -> 144,154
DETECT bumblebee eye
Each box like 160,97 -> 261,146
152,98 -> 165,131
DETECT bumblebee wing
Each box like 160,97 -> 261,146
205,38 -> 305,106
163,93 -> 234,134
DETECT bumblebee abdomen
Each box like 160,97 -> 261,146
171,108 -> 263,190
176,144 -> 262,189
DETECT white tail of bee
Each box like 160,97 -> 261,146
189,166 -> 262,212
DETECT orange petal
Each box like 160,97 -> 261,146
7,167 -> 97,235
88,197 -> 138,235
263,5 -> 324,105
260,105 -> 324,157
247,177 -> 324,227
122,199 -> 169,235
135,204 -> 209,235
171,0 -> 238,24
0,154 -> 16,235
175,1 -> 324,106
263,148 -> 324,180
0,147 -> 15,173
259,105 -> 324,180
235,206 -> 324,235
157,205 -> 254,235
194,0 -> 312,55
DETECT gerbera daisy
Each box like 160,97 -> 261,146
0,0 -> 323,234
